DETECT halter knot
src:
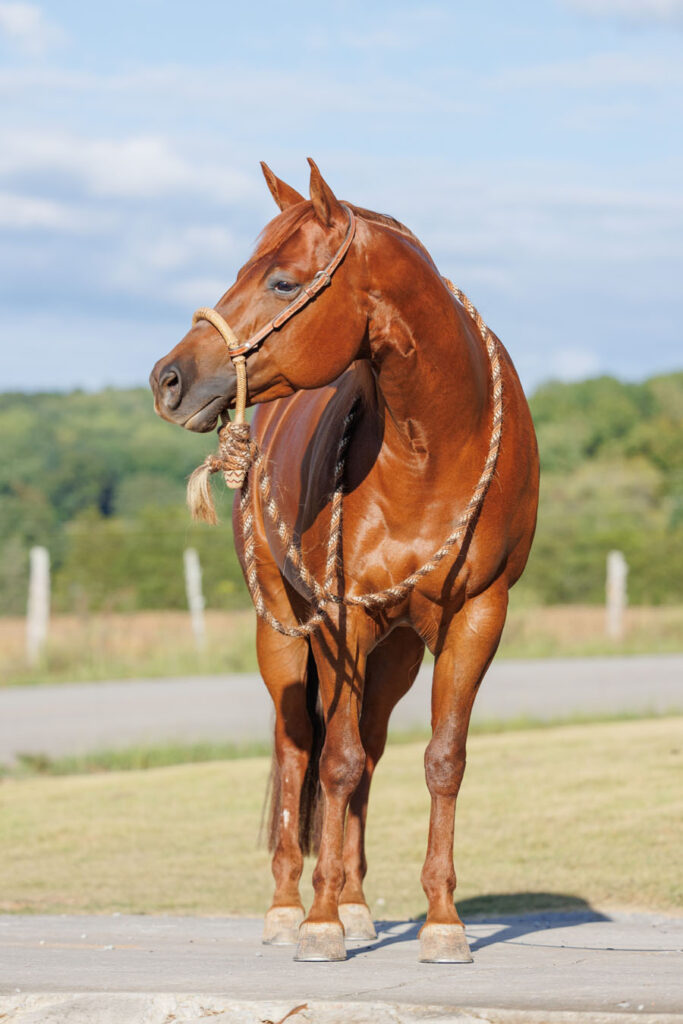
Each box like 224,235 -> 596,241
216,420 -> 253,489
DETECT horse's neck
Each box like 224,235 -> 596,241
367,273 -> 491,483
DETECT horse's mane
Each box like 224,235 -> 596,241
349,204 -> 432,260
251,201 -> 435,268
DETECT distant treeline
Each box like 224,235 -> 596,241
1,372 -> 682,614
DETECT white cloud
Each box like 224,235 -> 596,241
0,3 -> 64,55
496,52 -> 683,90
0,191 -> 108,231
565,0 -> 683,24
0,62 -> 477,120
171,277 -> 232,308
106,225 -> 244,308
306,5 -> 451,53
0,131 -> 257,202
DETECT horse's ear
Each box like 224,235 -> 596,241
307,157 -> 344,227
260,161 -> 304,210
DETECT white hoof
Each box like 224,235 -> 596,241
262,906 -> 304,945
339,902 -> 376,940
419,923 -> 472,963
294,921 -> 346,961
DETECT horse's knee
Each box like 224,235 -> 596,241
320,738 -> 365,797
424,734 -> 466,797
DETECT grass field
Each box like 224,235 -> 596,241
2,718 -> 681,918
2,603 -> 682,687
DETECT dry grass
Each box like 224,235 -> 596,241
1,604 -> 682,687
2,718 -> 681,918
500,603 -> 683,659
0,609 -> 256,686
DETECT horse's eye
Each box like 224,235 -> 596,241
272,279 -> 299,296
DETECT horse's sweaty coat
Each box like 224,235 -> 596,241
150,159 -> 539,963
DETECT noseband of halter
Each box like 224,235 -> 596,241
185,205 -> 357,512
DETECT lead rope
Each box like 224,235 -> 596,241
188,279 -> 503,637
185,307 -> 252,524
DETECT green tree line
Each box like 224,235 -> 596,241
1,372 -> 682,614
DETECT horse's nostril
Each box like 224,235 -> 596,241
159,364 -> 182,409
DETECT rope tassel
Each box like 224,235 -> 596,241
187,420 -> 254,523
187,461 -> 218,525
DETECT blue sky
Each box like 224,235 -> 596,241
1,0 -> 681,392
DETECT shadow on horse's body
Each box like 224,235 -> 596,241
150,159 -> 539,963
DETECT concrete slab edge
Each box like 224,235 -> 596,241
1,994 -> 682,1024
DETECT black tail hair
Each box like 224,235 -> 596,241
265,644 -> 325,856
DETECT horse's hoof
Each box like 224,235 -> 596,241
418,923 -> 473,963
294,921 -> 346,961
262,906 -> 304,945
339,902 -> 376,940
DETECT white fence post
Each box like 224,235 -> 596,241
606,549 -> 628,641
26,546 -> 50,666
184,548 -> 206,651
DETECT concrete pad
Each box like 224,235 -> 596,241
1,911 -> 682,1021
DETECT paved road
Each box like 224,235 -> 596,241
1,911 -> 682,1022
1,655 -> 681,764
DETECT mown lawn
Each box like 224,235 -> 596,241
1,718 -> 681,919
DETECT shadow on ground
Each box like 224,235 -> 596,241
346,892 -> 608,959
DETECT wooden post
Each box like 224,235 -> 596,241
606,549 -> 628,641
26,545 -> 50,666
184,547 -> 206,651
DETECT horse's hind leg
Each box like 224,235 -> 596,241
339,627 -> 425,939
257,619 -> 313,945
420,580 -> 509,963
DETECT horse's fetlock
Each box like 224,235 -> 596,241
272,852 -> 304,889
421,861 -> 456,899
312,864 -> 345,895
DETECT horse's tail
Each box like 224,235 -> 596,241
265,645 -> 325,856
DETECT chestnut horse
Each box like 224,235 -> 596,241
150,160 -> 539,963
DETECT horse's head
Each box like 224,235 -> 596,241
150,159 -> 367,432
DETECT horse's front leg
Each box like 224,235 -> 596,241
420,580 -> 509,963
295,614 -> 369,962
256,619 -> 313,945
339,627 -> 425,940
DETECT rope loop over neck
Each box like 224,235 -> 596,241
184,226 -> 502,636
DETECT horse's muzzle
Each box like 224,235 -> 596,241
149,357 -> 236,433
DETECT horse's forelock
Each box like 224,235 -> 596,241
253,203 -> 314,261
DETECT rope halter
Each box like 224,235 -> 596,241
183,207 -> 503,638
186,205 -> 357,522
